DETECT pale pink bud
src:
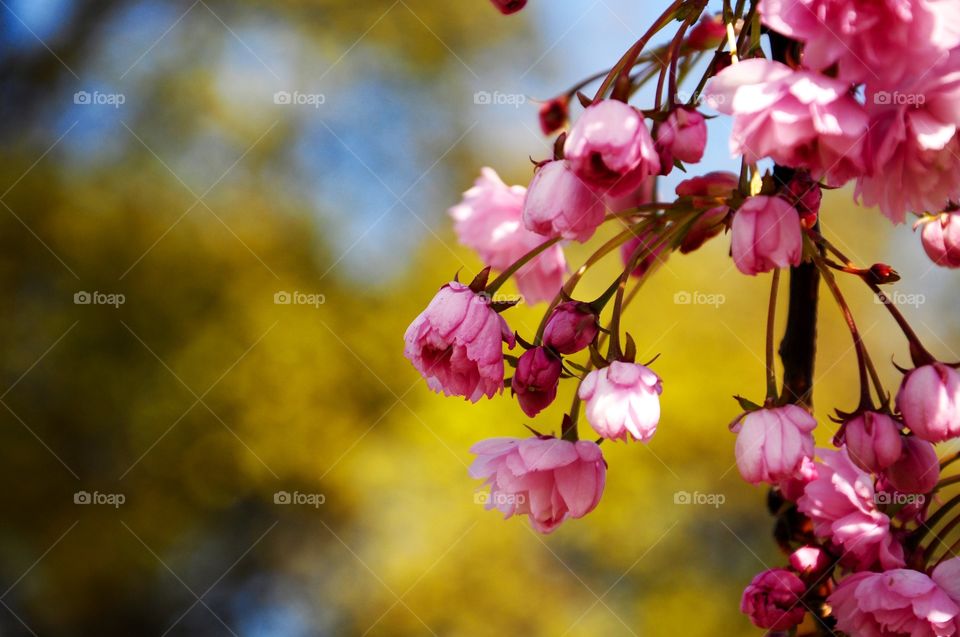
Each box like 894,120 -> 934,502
896,362 -> 960,443
789,546 -> 831,577
403,282 -> 515,402
656,107 -> 707,171
542,301 -> 599,355
579,362 -> 662,443
733,405 -> 816,485
920,212 -> 960,268
512,347 -> 562,418
564,100 -> 660,197
884,436 -> 940,494
740,569 -> 806,631
843,411 -> 903,473
731,196 -> 803,275
522,160 -> 605,242
469,436 -> 606,533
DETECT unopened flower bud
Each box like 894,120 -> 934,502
539,97 -> 568,136
512,347 -> 562,418
542,301 -> 599,355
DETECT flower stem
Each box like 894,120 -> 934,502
485,236 -> 561,295
765,268 -> 781,402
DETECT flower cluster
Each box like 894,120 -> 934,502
403,2 -> 960,633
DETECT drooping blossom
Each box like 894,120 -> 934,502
731,195 -> 803,275
522,160 -> 606,242
760,0 -> 960,87
620,228 -> 668,278
884,436 -> 940,495
579,362 -> 662,443
675,171 -> 737,254
733,405 -> 816,484
921,211 -> 960,268
512,347 -> 562,418
489,0 -> 526,15
896,362 -> 960,443
797,447 -> 905,570
564,100 -> 660,197
539,97 -> 568,136
855,52 -> 960,223
829,565 -> 960,637
403,282 -> 515,402
450,168 -> 566,304
542,301 -> 599,355
686,13 -> 726,51
740,568 -> 807,631
705,59 -> 868,185
842,411 -> 902,473
656,107 -> 707,171
469,436 -> 606,533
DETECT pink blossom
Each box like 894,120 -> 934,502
686,13 -> 726,51
564,100 -> 660,197
740,568 -> 807,631
404,282 -> 515,402
885,436 -> 940,495
542,301 -> 599,355
512,347 -> 562,418
620,229 -> 668,278
789,546 -> 832,577
797,447 -> 905,570
855,52 -> 960,223
778,456 -> 819,501
829,567 -> 960,637
705,59 -> 867,184
733,405 -> 817,484
896,363 -> 960,443
731,195 -> 803,275
489,0 -> 526,14
921,212 -> 960,268
579,362 -> 662,443
656,108 -> 707,171
522,160 -> 606,242
760,0 -> 960,87
675,171 -> 737,254
450,168 -> 566,304
469,436 -> 606,533
842,411 -> 903,473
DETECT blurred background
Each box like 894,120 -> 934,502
1,1 -> 957,635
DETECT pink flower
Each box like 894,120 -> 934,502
731,195 -> 803,275
885,436 -> 940,495
921,212 -> 960,268
656,107 -> 707,170
539,97 -> 568,136
778,456 -> 819,501
620,229 -> 668,278
829,567 -> 960,637
789,546 -> 832,577
797,447 -> 905,570
469,436 -> 606,533
675,171 -> 737,254
760,0 -> 960,87
512,347 -> 562,418
705,59 -> 868,185
686,13 -> 726,51
564,100 -> 660,197
403,281 -> 515,402
522,160 -> 606,242
450,168 -> 567,304
542,301 -> 599,355
855,52 -> 960,223
842,411 -> 903,473
489,0 -> 526,14
740,568 -> 807,631
897,363 -> 960,443
733,405 -> 816,484
579,362 -> 662,443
